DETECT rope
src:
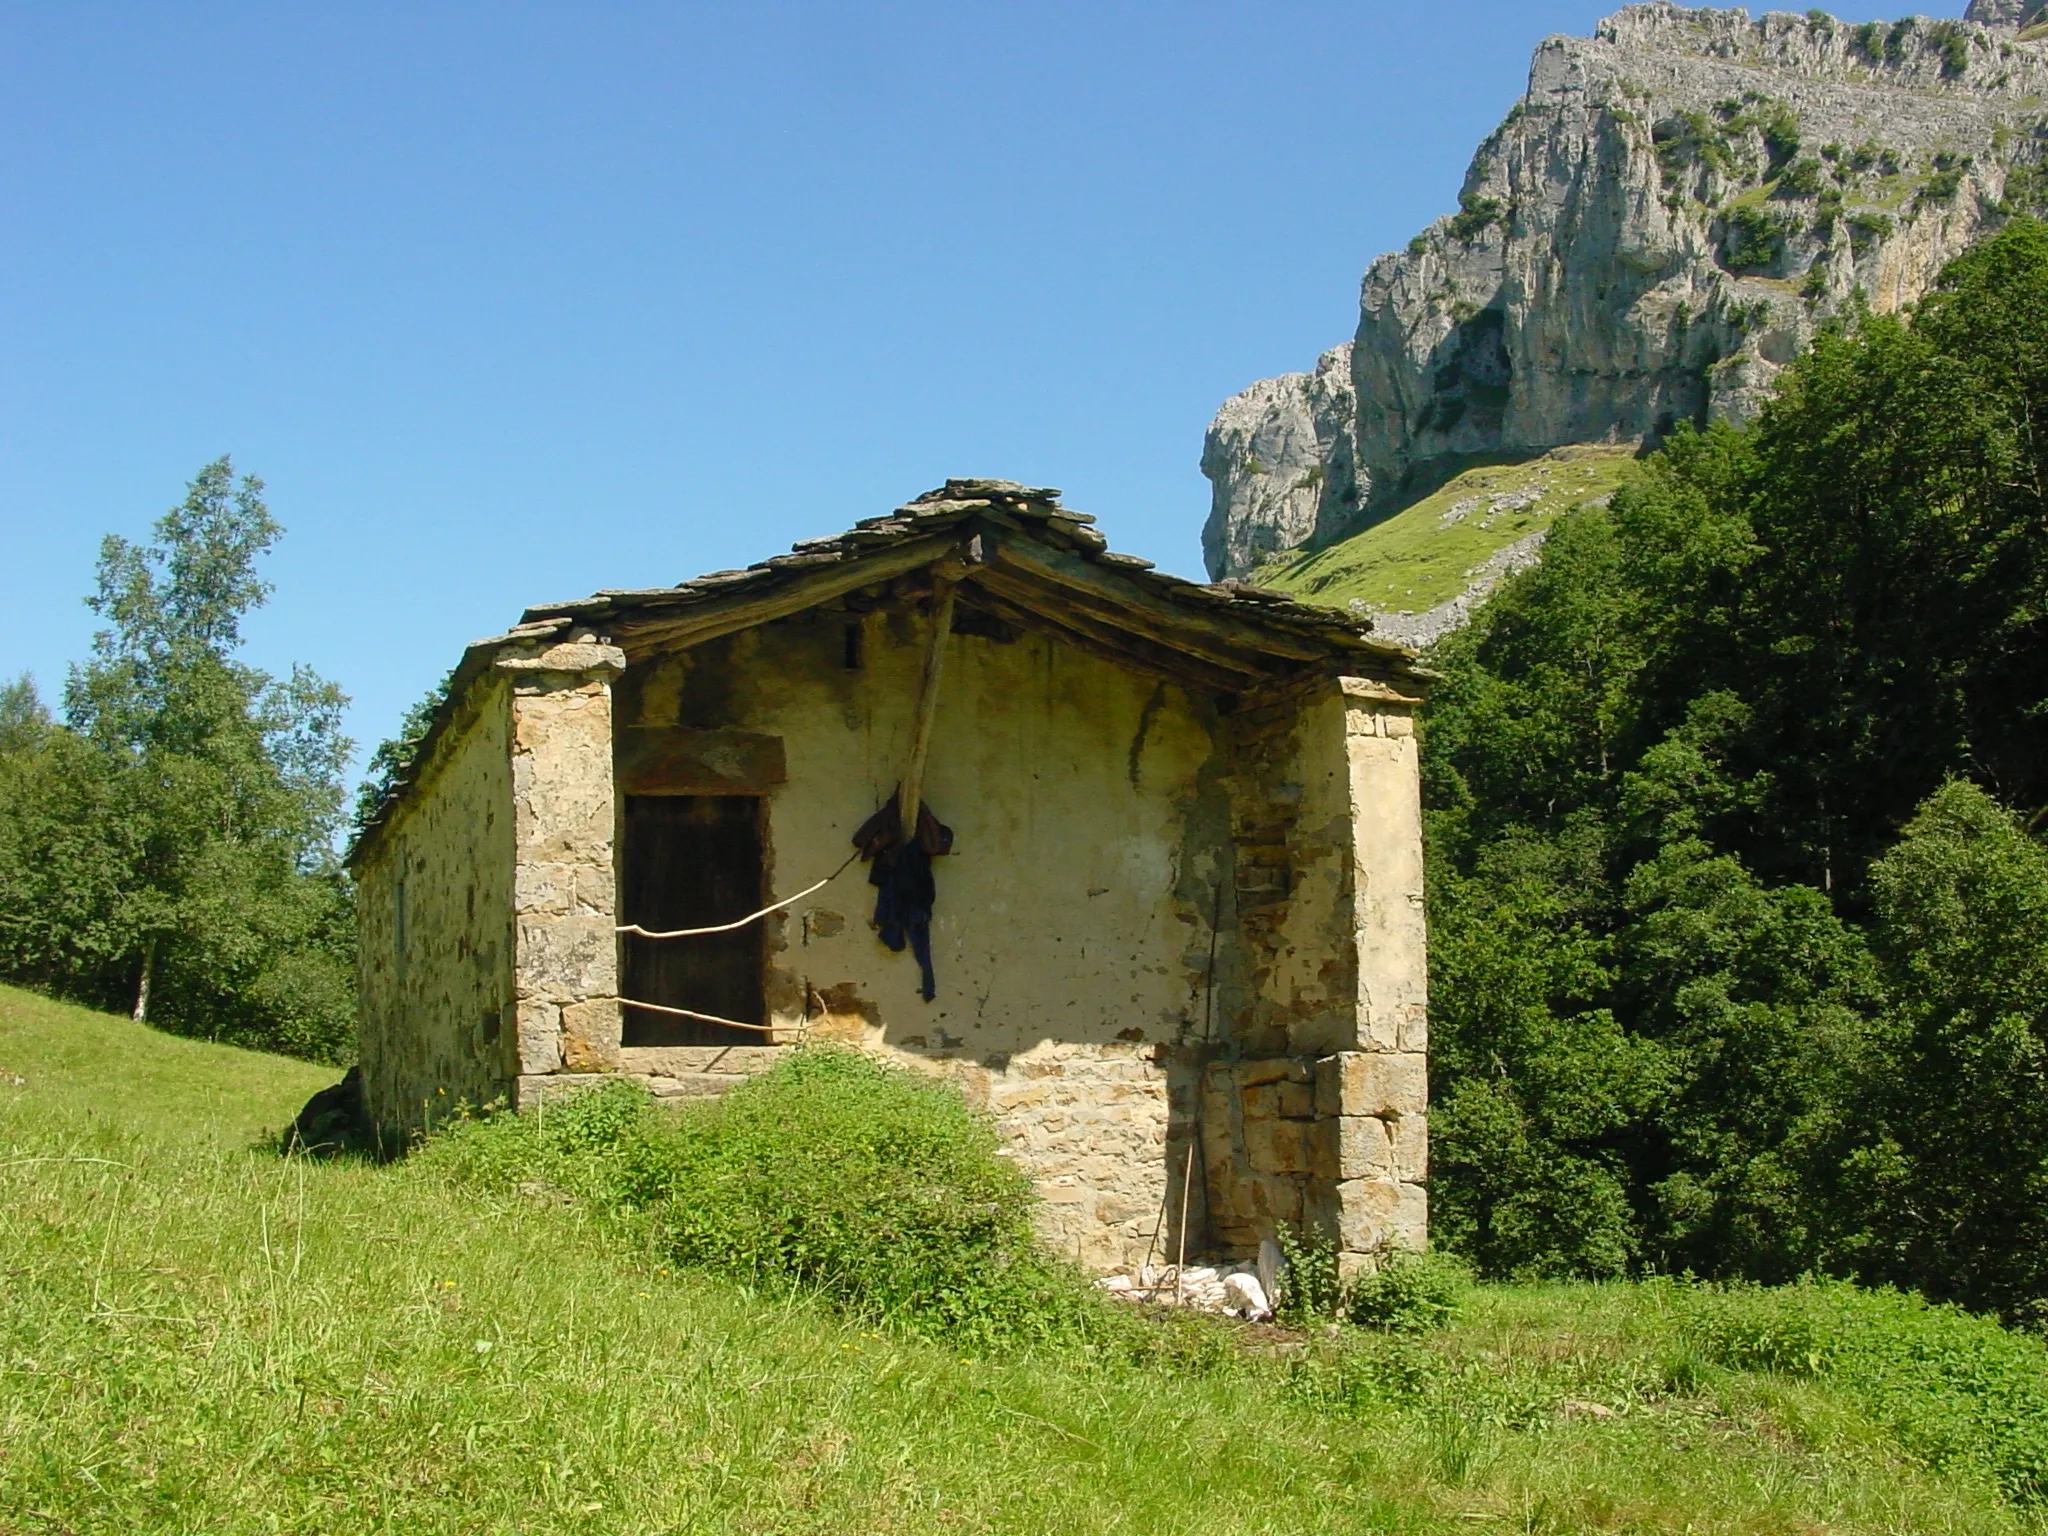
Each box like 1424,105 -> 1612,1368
617,998 -> 783,1034
616,850 -> 862,940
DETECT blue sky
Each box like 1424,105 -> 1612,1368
1,0 -> 1960,780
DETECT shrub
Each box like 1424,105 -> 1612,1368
1275,1227 -> 1343,1326
423,1049 -> 1115,1349
1884,18 -> 1914,67
2002,162 -> 2048,219
1847,209 -> 1895,248
1775,157 -> 1826,198
1930,21 -> 1971,78
1274,1230 -> 1466,1334
1450,193 -> 1506,243
1683,1280 -> 2048,1504
1346,1251 -> 1469,1333
1723,206 -> 1793,270
1918,153 -> 1973,207
1757,102 -> 1803,174
1655,111 -> 1734,188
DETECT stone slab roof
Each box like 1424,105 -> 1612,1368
519,478 -> 1416,659
349,480 -> 1428,863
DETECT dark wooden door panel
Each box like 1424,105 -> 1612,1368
620,795 -> 765,1046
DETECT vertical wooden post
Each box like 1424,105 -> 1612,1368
897,575 -> 959,834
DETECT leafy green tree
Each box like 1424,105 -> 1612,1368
1422,219 -> 2048,1306
1843,783 -> 2048,1319
0,679 -> 138,998
0,676 -> 49,753
0,459 -> 356,1060
350,670 -> 452,841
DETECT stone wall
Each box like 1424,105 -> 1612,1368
1200,674 -> 1428,1271
499,637 -> 627,1093
356,673 -> 517,1138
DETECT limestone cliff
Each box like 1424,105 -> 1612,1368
1203,3 -> 2048,579
1965,0 -> 2046,30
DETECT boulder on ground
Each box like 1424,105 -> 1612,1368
286,1065 -> 374,1156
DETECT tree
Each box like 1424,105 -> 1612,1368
0,459 -> 357,1060
1421,220 -> 2048,1306
350,670 -> 452,841
1845,782 -> 2048,1319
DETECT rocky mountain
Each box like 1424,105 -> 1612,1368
1202,2 -> 2048,581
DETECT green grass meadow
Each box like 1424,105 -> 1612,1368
1256,445 -> 1640,615
1,982 -> 2043,1534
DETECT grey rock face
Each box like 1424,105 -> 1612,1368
1204,3 -> 2048,578
1966,0 -> 2045,30
1200,345 -> 1359,580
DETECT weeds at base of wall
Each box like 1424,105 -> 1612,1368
1275,1228 -> 1469,1335
416,1047 -> 1219,1362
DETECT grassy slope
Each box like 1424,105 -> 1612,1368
1254,445 -> 1639,615
0,983 -> 2038,1535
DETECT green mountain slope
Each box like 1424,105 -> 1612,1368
1254,445 -> 1639,621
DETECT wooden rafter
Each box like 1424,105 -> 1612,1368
962,580 -> 1268,694
981,531 -> 1331,667
610,533 -> 965,656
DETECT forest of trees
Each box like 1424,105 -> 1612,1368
1425,219 -> 2048,1320
0,460 -> 356,1061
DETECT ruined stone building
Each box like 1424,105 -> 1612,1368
347,481 -> 1431,1276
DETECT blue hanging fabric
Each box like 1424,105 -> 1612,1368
853,793 -> 953,1002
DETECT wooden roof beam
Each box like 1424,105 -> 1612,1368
963,580 -> 1272,695
981,531 -> 1331,666
608,533 -> 966,657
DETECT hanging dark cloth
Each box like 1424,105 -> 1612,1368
853,793 -> 953,1002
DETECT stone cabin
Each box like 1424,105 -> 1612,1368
347,480 -> 1431,1277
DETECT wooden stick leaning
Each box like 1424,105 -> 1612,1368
1173,1138 -> 1196,1307
898,573 -> 959,834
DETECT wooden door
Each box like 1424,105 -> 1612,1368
619,795 -> 766,1046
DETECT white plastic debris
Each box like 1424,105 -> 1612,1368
1222,1272 -> 1271,1320
1095,1258 -> 1274,1319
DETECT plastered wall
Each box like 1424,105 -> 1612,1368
606,607 -> 1235,1269
356,674 -> 517,1138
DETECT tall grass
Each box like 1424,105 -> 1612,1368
420,1050 -> 1128,1351
1683,1279 -> 2048,1503
2,983 -> 2044,1534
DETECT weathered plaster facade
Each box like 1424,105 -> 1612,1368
351,482 -> 1431,1273
356,672 -> 516,1128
